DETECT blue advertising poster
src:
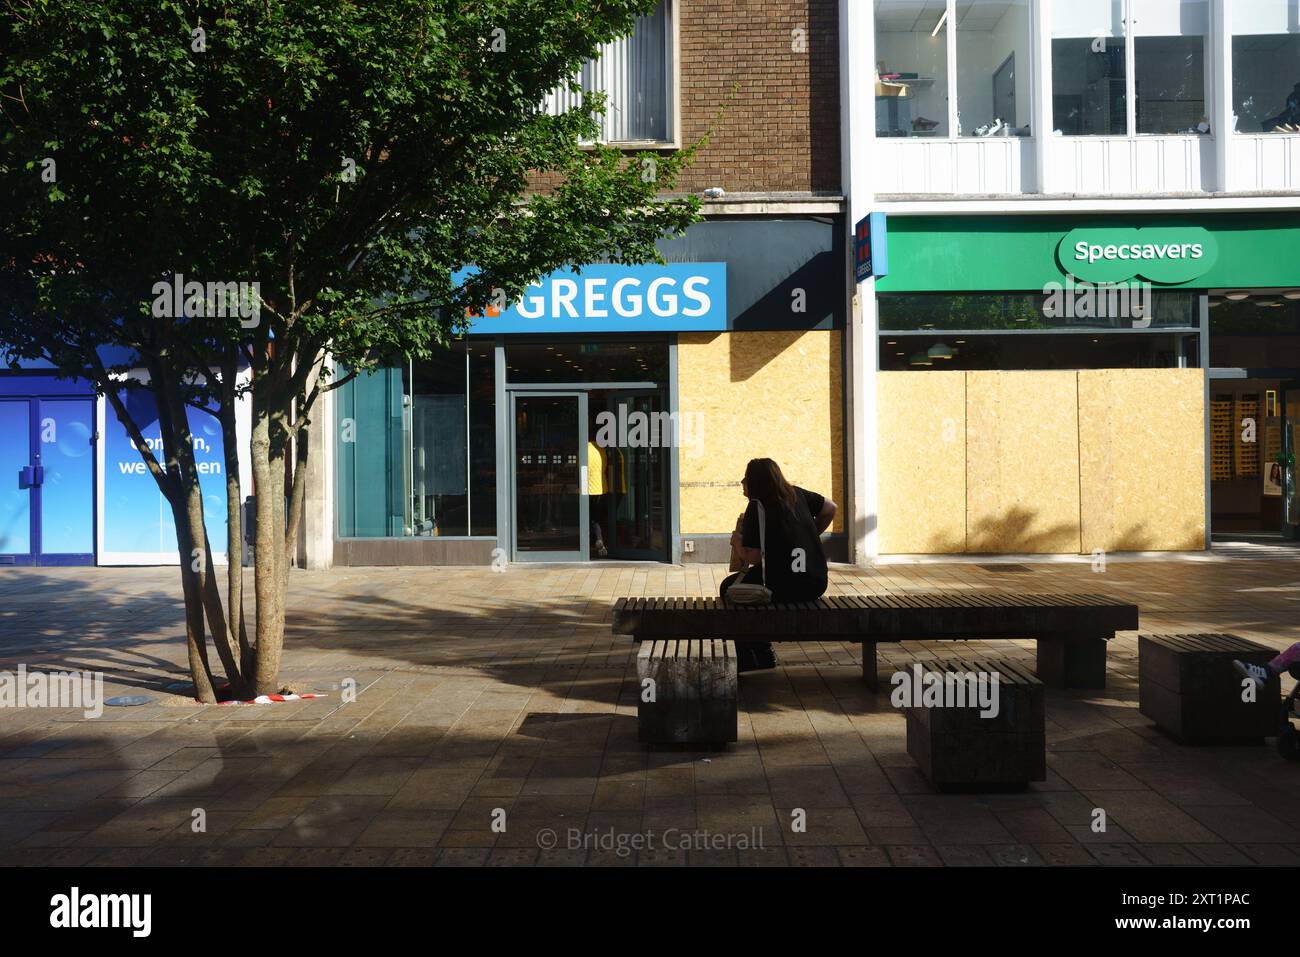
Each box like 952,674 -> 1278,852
101,388 -> 229,563
459,262 -> 727,334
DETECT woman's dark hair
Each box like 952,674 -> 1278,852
744,458 -> 799,512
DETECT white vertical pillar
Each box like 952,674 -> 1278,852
946,0 -> 958,136
302,357 -> 335,570
840,0 -> 879,565
1211,0 -> 1233,192
1033,0 -> 1055,192
1125,0 -> 1137,137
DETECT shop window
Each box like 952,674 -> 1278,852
544,0 -> 673,144
875,0 -> 950,137
505,340 -> 668,384
879,332 -> 1199,370
956,0 -> 1033,137
1208,295 -> 1300,368
1051,0 -> 1209,136
335,339 -> 497,539
1232,0 -> 1300,133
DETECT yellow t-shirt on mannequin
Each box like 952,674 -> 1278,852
587,441 -> 605,496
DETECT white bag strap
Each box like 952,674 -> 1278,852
756,501 -> 766,585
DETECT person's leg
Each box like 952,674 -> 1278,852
718,570 -> 742,600
1271,642 -> 1300,675
722,567 -> 776,671
1234,642 -> 1300,687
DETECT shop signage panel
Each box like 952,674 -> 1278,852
875,214 -> 1300,292
462,263 -> 727,334
855,212 -> 889,282
1058,227 -> 1219,283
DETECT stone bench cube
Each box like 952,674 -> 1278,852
1138,633 -> 1280,744
636,639 -> 737,748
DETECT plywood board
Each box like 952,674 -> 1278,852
1078,368 -> 1205,552
877,371 -> 967,553
966,371 -> 1081,553
676,331 -> 843,534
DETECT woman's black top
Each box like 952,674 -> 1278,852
740,486 -> 829,601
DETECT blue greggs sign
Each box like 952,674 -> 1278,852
460,263 -> 727,333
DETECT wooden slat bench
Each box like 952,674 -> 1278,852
612,592 -> 1139,690
636,639 -> 737,747
1138,633 -> 1280,743
904,657 -> 1046,790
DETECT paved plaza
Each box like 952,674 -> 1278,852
1,557 -> 1299,867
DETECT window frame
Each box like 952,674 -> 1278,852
559,0 -> 681,150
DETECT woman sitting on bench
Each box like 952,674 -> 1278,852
721,457 -> 837,671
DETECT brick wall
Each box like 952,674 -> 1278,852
531,0 -> 841,197
676,0 -> 840,195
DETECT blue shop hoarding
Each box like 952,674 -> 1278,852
462,263 -> 727,334
459,216 -> 846,335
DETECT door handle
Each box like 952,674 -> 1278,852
18,466 -> 33,489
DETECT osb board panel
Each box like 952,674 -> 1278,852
677,331 -> 843,534
1079,369 -> 1206,552
877,372 -> 966,553
966,371 -> 1081,554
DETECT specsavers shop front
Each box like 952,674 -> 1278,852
325,216 -> 847,567
870,212 -> 1300,556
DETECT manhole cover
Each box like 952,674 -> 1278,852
106,695 -> 154,707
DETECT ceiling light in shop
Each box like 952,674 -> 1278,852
1285,291 -> 1300,300
908,352 -> 933,367
1225,291 -> 1251,301
927,343 -> 955,359
931,8 -> 948,36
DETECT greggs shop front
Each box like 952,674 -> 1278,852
871,212 -> 1300,557
326,216 -> 847,567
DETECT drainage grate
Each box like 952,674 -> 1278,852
976,563 -> 1033,573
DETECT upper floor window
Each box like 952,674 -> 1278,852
1052,0 -> 1209,136
875,0 -> 1034,139
544,0 -> 674,145
876,0 -> 951,137
1232,0 -> 1300,134
956,0 -> 1033,137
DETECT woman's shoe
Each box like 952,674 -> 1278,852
1233,659 -> 1271,688
737,643 -> 778,673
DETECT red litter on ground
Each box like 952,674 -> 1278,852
217,692 -> 327,706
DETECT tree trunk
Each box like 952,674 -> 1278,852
250,406 -> 287,695
159,382 -> 246,697
219,355 -> 254,672
173,500 -> 218,703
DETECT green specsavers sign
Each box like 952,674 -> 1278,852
1058,227 -> 1219,283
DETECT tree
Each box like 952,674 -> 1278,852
0,0 -> 701,700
